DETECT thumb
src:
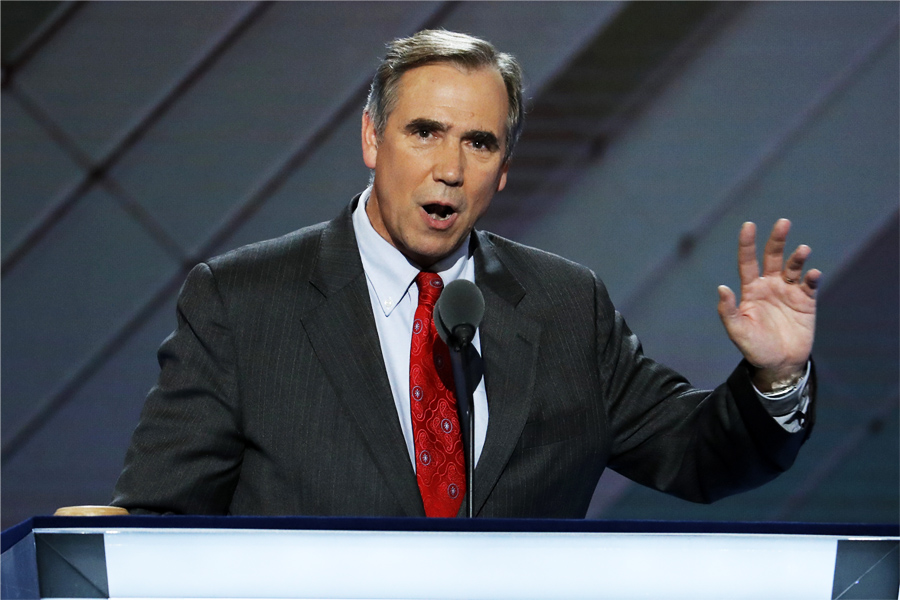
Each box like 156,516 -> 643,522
717,285 -> 738,324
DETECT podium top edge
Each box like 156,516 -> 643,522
4,515 -> 898,553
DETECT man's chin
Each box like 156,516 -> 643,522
402,239 -> 465,269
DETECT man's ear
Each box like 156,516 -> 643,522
362,111 -> 378,169
497,160 -> 509,192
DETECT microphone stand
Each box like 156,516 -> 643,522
448,332 -> 482,519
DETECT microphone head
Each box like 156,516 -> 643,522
434,279 -> 485,350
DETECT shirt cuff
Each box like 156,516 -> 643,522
752,361 -> 812,433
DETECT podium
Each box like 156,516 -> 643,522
3,516 -> 897,599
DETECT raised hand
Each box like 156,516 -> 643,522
716,219 -> 820,392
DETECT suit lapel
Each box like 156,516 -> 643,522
299,202 -> 423,517
471,231 -> 541,516
297,211 -> 541,518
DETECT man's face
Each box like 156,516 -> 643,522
362,63 -> 509,267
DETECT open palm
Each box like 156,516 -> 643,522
717,219 -> 820,390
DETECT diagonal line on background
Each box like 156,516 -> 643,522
618,18 -> 899,315
770,394 -> 899,521
833,543 -> 899,599
1,1 -> 85,87
189,1 -> 462,262
480,1 -> 743,238
1,1 -> 274,276
5,82 -> 188,262
1,274 -> 186,464
1,1 -> 462,463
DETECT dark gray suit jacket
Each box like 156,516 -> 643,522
112,199 -> 813,518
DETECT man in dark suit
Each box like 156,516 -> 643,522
112,30 -> 819,518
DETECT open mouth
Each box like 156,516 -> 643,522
423,203 -> 456,221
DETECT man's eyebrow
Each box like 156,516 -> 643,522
404,119 -> 501,150
405,118 -> 446,133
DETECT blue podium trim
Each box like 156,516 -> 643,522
4,515 -> 897,554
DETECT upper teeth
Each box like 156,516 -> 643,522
427,205 -> 452,219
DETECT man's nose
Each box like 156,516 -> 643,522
433,142 -> 464,187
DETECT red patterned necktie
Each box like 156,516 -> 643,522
410,272 -> 466,517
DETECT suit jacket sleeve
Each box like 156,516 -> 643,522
112,262 -> 244,514
594,275 -> 814,503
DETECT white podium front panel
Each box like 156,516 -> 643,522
99,527 -> 834,599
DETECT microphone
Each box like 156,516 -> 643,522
433,279 -> 484,518
434,279 -> 485,351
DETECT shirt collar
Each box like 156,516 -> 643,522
352,187 -> 471,317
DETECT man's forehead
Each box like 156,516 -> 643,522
392,62 -> 508,128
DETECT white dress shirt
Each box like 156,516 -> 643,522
352,190 -> 488,471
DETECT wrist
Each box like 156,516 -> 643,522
751,364 -> 805,394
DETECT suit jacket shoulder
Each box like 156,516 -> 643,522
473,230 -> 605,323
207,220 -> 328,277
197,203 -> 366,336
476,230 -> 596,286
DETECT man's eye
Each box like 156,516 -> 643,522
416,129 -> 432,138
470,137 -> 496,151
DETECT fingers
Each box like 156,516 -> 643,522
780,231 -> 820,297
738,218 -> 819,294
762,218 -> 791,276
781,243 -> 810,284
737,221 -> 759,286
801,268 -> 822,297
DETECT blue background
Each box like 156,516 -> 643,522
2,1 -> 897,529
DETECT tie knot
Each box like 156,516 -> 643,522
415,272 -> 444,309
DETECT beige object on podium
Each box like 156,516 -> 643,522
54,505 -> 129,516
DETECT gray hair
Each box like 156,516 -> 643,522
365,29 -> 524,162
